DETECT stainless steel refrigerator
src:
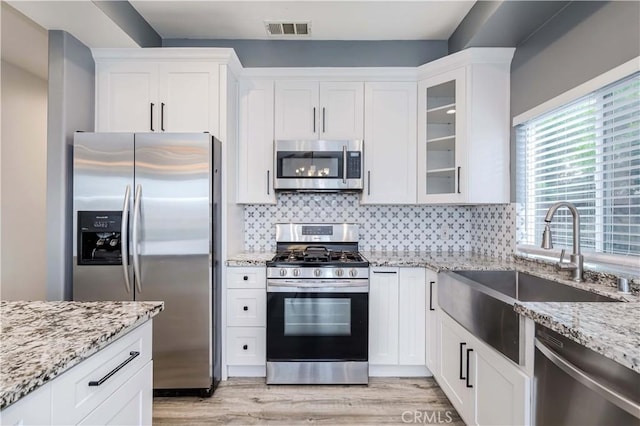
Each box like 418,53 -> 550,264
72,132 -> 221,395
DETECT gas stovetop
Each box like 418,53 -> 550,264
268,247 -> 368,267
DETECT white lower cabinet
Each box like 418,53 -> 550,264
369,267 -> 427,376
437,311 -> 530,426
0,321 -> 153,426
226,267 -> 266,376
425,269 -> 439,378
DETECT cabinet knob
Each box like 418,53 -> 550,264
243,275 -> 248,281
242,344 -> 248,350
243,306 -> 248,311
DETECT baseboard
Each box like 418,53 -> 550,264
227,365 -> 266,377
369,365 -> 431,377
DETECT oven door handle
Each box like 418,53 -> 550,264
267,280 -> 368,293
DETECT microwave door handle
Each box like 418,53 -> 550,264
121,185 -> 132,294
342,146 -> 347,184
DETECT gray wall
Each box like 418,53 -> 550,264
47,31 -> 95,300
510,1 -> 640,201
163,39 -> 448,67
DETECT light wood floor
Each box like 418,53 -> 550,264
153,377 -> 464,425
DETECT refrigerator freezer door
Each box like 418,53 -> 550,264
73,133 -> 134,301
133,133 -> 212,390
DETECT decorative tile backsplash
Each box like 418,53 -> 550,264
244,193 -> 516,259
469,204 -> 516,259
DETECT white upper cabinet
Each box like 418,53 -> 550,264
417,49 -> 514,204
361,81 -> 417,204
157,62 -> 219,133
237,79 -> 276,204
93,50 -> 234,135
319,82 -> 364,140
274,81 -> 364,140
96,62 -> 158,132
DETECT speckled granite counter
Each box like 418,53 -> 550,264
363,251 -> 515,271
0,301 -> 164,410
226,251 -> 275,266
514,302 -> 640,373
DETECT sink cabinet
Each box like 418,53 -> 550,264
437,311 -> 530,425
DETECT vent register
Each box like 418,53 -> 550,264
265,21 -> 311,37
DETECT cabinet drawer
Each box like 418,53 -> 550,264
226,327 -> 266,366
78,361 -> 152,426
228,267 -> 266,289
51,321 -> 152,425
227,289 -> 266,327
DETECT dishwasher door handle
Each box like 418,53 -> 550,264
535,339 -> 640,417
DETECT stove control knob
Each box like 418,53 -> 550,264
314,269 -> 322,277
335,269 -> 344,277
349,269 -> 358,278
279,268 -> 287,277
293,269 -> 300,277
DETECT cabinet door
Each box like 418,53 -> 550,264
398,268 -> 426,365
362,82 -> 417,204
78,361 -> 153,426
0,383 -> 51,426
227,289 -> 267,327
275,81 -> 319,140
319,82 -> 364,140
96,62 -> 158,132
438,312 -> 474,422
425,269 -> 439,375
158,62 -> 219,134
237,80 -> 276,204
369,268 -> 399,365
417,68 -> 466,204
472,344 -> 530,426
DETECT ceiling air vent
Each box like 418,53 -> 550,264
265,21 -> 311,38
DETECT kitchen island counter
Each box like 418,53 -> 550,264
0,300 -> 163,410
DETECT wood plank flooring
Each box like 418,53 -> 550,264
153,377 -> 464,425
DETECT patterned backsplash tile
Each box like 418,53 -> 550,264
244,193 -> 516,259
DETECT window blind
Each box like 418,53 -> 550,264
517,72 -> 639,257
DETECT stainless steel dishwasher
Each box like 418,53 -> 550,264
534,325 -> 640,425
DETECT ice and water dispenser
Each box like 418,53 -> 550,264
77,211 -> 124,265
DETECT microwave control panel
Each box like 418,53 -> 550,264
346,152 -> 362,179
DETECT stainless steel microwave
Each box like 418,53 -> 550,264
274,140 -> 364,191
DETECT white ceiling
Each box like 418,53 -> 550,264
130,0 -> 476,40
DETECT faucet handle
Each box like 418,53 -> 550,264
558,249 -> 566,263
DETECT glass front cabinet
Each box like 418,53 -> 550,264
417,68 -> 466,203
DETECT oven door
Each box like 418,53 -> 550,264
274,140 -> 363,191
267,279 -> 368,361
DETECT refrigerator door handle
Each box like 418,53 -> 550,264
121,185 -> 132,294
132,184 -> 142,293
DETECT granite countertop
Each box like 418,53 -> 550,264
0,301 -> 164,410
226,251 -> 275,267
514,302 -> 640,373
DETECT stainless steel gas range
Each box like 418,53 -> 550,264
266,223 -> 369,385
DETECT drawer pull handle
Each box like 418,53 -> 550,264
243,276 -> 249,281
243,306 -> 248,311
466,348 -> 474,388
88,351 -> 140,386
459,342 -> 466,380
243,345 -> 248,350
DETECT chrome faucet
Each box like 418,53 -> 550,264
541,201 -> 584,282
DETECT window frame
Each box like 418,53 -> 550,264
513,57 -> 640,272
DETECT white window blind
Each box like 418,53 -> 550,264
517,72 -> 639,258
